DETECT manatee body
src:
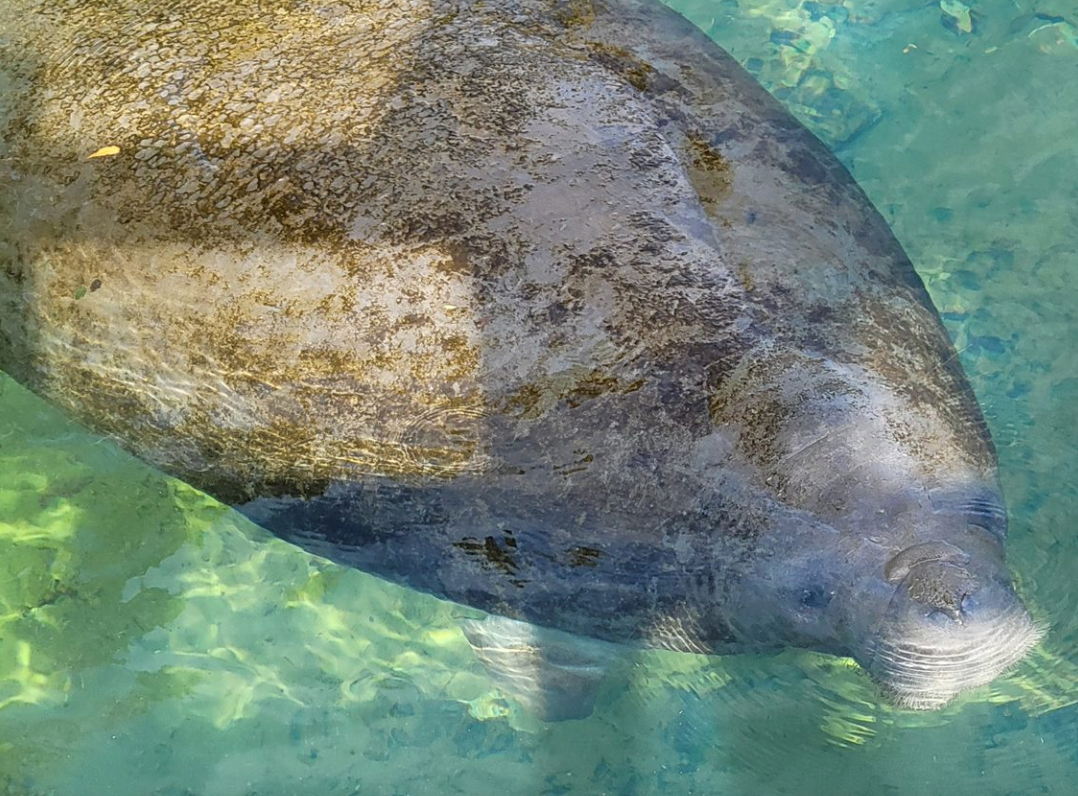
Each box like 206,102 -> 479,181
0,0 -> 1039,717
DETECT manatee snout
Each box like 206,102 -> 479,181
863,541 -> 1042,710
884,540 -> 976,622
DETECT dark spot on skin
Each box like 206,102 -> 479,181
546,300 -> 569,322
89,278 -> 102,292
554,449 -> 594,476
799,586 -> 832,608
453,534 -> 520,579
396,312 -> 429,327
567,546 -> 601,567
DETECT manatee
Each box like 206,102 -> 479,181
0,0 -> 1041,719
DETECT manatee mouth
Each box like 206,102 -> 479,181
865,556 -> 1044,710
867,603 -> 1044,710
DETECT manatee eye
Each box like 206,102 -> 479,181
798,586 -> 833,609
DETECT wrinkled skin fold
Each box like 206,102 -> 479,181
0,0 -> 1040,716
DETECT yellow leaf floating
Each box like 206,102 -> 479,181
87,145 -> 120,159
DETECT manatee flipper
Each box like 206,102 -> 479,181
460,615 -> 620,721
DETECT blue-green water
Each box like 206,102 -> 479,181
2,0 -> 1077,794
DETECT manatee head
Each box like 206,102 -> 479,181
858,533 -> 1043,710
718,492 -> 1042,710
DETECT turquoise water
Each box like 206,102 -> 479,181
2,0 -> 1077,794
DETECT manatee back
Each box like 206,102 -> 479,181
0,0 -> 997,637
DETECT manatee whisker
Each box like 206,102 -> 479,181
869,609 -> 1043,708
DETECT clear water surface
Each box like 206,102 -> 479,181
1,0 -> 1076,794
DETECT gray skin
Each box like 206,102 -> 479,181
0,0 -> 1040,714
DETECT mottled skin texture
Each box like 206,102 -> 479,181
0,0 -> 1038,708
